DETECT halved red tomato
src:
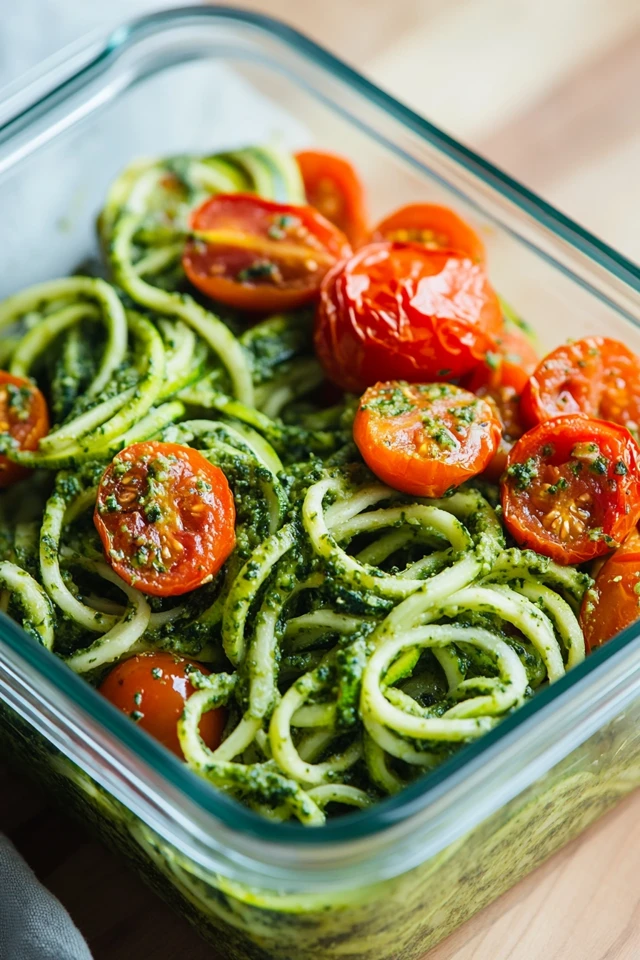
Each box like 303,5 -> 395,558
579,527 -> 640,651
0,371 -> 49,488
370,203 -> 485,263
353,381 -> 501,498
464,324 -> 538,482
501,415 -> 640,564
477,385 -> 526,483
182,194 -> 351,312
520,336 -> 640,431
314,242 -> 503,394
296,150 -> 368,247
100,652 -> 226,758
467,325 -> 539,397
95,441 -> 236,597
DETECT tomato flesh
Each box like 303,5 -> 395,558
580,527 -> 640,651
314,242 -> 503,394
353,381 -> 501,498
464,325 -> 537,481
182,193 -> 351,312
296,150 -> 368,247
99,652 -> 225,758
520,336 -> 640,431
95,441 -> 236,597
0,371 -> 49,488
370,203 -> 485,264
501,415 -> 640,564
477,385 -> 526,483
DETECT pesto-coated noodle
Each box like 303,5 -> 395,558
0,144 -> 593,825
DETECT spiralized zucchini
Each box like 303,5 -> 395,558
0,144 -> 592,826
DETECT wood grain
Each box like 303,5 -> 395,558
2,1 -> 640,958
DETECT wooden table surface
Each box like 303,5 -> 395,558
2,1 -> 640,958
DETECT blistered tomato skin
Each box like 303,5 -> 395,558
314,242 -> 503,394
99,652 -> 226,758
580,527 -> 640,651
0,371 -> 49,488
501,415 -> 640,565
520,336 -> 640,430
94,441 -> 236,597
353,381 -> 501,498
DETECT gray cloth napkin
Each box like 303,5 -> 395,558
0,834 -> 93,960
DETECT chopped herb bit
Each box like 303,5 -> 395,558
572,442 -> 599,460
145,502 -> 163,523
151,667 -> 163,680
486,351 -> 501,371
588,528 -> 616,545
506,457 -> 539,490
614,460 -> 628,475
451,403 -> 477,425
541,444 -> 554,457
363,385 -> 414,417
546,477 -> 569,495
130,710 -> 144,722
237,260 -> 280,283
6,383 -> 33,421
589,455 -> 609,475
133,691 -> 142,706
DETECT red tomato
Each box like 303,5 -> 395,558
501,415 -> 640,564
95,441 -> 236,597
99,652 -> 225,758
314,243 -> 503,394
0,371 -> 49,488
353,381 -> 501,498
296,150 -> 368,247
182,194 -> 351,312
370,203 -> 485,264
467,325 -> 540,397
464,325 -> 538,482
520,337 -> 640,430
579,527 -> 640,651
477,385 -> 526,483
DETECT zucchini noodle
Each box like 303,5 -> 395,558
0,143 -> 592,826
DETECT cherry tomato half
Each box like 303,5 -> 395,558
182,194 -> 351,312
464,325 -> 538,482
520,336 -> 640,431
468,324 -> 540,397
296,150 -> 368,247
0,371 -> 49,488
353,381 -> 501,498
476,385 -> 526,483
95,441 -> 236,597
314,243 -> 503,394
579,527 -> 640,651
370,203 -> 485,264
501,415 -> 640,564
99,652 -> 225,758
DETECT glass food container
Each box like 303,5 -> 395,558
1,8 -> 640,959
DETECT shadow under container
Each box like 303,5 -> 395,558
1,8 -> 640,959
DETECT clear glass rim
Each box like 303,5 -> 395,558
0,4 -> 639,855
